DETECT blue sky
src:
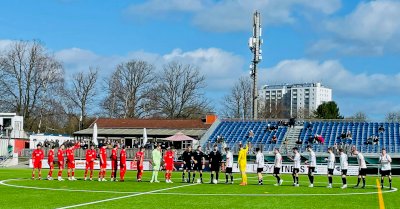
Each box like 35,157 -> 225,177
1,0 -> 400,120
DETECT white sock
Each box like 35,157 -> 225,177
155,171 -> 158,181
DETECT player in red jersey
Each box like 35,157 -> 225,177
47,146 -> 55,180
66,142 -> 80,181
57,144 -> 66,181
120,145 -> 127,182
32,144 -> 44,180
134,146 -> 145,182
163,146 -> 175,183
110,144 -> 119,181
98,144 -> 108,181
84,144 -> 96,181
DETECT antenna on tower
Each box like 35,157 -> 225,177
249,11 -> 263,119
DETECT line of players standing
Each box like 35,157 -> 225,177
31,142 -> 393,189
284,145 -> 393,189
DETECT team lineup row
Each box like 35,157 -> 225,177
30,142 -> 393,189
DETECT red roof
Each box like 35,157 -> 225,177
92,118 -> 210,129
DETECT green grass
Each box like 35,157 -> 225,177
0,168 -> 399,209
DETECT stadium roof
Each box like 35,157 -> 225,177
74,128 -> 206,138
88,118 -> 211,129
74,118 -> 211,138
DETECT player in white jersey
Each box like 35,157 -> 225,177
305,145 -> 316,187
325,147 -> 335,188
288,147 -> 300,187
352,146 -> 367,189
339,148 -> 348,189
273,148 -> 283,186
255,148 -> 264,185
224,147 -> 234,184
379,148 -> 392,189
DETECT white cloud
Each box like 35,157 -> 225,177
125,0 -> 341,32
261,59 -> 400,97
312,0 -> 400,55
55,47 -> 245,91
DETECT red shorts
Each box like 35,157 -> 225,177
48,161 -> 54,169
120,163 -> 126,170
165,163 -> 173,171
33,161 -> 42,169
86,161 -> 94,170
100,161 -> 107,169
137,164 -> 143,171
67,160 -> 75,169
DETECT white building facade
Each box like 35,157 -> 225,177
259,83 -> 332,118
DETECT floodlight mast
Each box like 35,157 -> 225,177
249,11 -> 262,119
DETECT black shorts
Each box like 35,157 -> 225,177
358,168 -> 367,176
328,169 -> 334,175
257,168 -> 263,173
184,162 -> 192,170
193,163 -> 203,171
380,170 -> 391,176
308,167 -> 315,174
273,167 -> 280,175
226,167 -> 232,174
292,168 -> 300,174
341,169 -> 348,175
210,164 -> 220,172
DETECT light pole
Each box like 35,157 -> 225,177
248,11 -> 263,120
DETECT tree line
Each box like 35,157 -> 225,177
0,40 -> 211,134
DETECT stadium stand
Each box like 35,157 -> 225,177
207,120 -> 288,151
299,122 -> 400,153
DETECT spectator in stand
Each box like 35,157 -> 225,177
315,134 -> 325,144
266,124 -> 271,132
340,132 -> 346,143
373,136 -> 379,145
306,122 -> 313,130
271,135 -> 277,144
295,138 -> 302,145
378,125 -> 385,133
248,130 -> 254,139
308,136 -> 314,144
365,137 -> 373,145
346,131 -> 352,140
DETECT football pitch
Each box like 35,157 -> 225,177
0,169 -> 398,209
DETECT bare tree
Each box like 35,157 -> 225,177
259,99 -> 287,119
385,111 -> 400,123
64,68 -> 98,129
221,76 -> 252,119
0,40 -> 64,130
149,61 -> 210,118
349,111 -> 368,122
102,60 -> 155,118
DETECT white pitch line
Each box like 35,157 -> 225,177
149,187 -> 398,197
0,179 -> 139,194
56,183 -> 198,209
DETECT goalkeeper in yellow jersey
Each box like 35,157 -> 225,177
238,141 -> 250,186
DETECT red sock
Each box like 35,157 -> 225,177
58,171 -> 62,177
32,173 -> 35,178
38,173 -> 41,178
48,170 -> 52,177
72,171 -> 75,177
84,169 -> 88,177
90,170 -> 93,178
67,171 -> 70,177
168,173 -> 172,180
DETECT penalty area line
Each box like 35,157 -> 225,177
56,183 -> 198,209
